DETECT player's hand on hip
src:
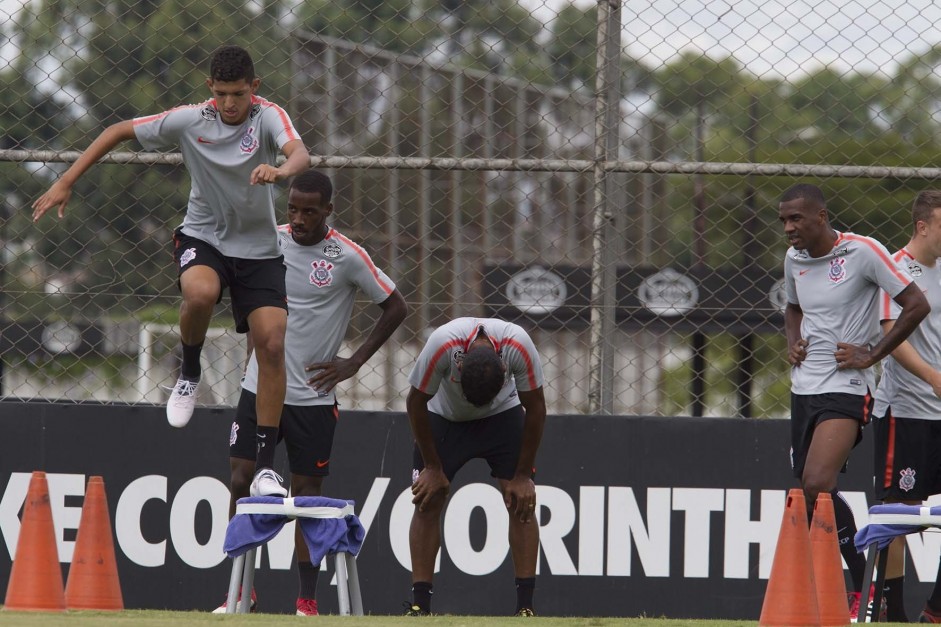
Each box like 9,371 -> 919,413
306,358 -> 359,393
787,338 -> 808,366
411,467 -> 449,511
32,181 -> 72,221
834,342 -> 874,370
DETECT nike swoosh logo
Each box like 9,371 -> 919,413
799,269 -> 810,275
257,433 -> 266,439
197,137 -> 215,144
316,459 -> 329,468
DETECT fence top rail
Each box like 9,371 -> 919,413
7,149 -> 941,179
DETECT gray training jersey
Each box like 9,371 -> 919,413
133,96 -> 300,259
874,249 -> 941,420
784,231 -> 912,396
408,317 -> 545,422
241,226 -> 396,406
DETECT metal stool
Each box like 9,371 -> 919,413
856,503 -> 941,623
223,497 -> 364,615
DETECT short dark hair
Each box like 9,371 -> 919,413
460,347 -> 504,407
290,170 -> 333,203
780,183 -> 826,207
209,45 -> 255,82
912,190 -> 941,227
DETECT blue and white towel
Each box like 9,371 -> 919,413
223,495 -> 365,564
854,503 -> 941,553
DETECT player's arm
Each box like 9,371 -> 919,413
880,319 -> 941,396
406,385 -> 449,511
32,120 -> 138,221
836,283 -> 929,369
784,302 -> 807,366
306,289 -> 408,393
250,138 -> 310,185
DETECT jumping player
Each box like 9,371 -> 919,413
32,45 -> 310,497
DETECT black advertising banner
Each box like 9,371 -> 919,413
483,264 -> 786,334
0,402 -> 932,619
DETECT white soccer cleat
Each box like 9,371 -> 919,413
250,468 -> 287,497
166,377 -> 199,428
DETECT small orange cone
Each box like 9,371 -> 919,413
810,493 -> 850,626
65,476 -> 123,610
759,488 -> 820,626
3,471 -> 66,612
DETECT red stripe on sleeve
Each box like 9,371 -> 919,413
843,234 -> 911,286
503,338 -> 538,389
330,231 -> 393,295
418,339 -> 463,392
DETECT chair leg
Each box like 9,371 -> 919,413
238,547 -> 257,614
859,542 -> 880,624
335,552 -> 351,616
870,548 -> 890,623
226,554 -> 245,614
345,553 -> 364,616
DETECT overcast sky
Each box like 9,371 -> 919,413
3,0 -> 941,80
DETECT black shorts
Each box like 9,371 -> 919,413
173,227 -> 287,333
411,405 -> 533,482
790,391 -> 871,479
230,389 -> 338,477
873,409 -> 941,501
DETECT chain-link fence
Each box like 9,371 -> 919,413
3,0 -> 941,417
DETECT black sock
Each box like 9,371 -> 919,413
411,581 -> 432,613
515,577 -> 535,612
255,426 -> 279,470
180,341 -> 203,380
297,560 -> 320,600
831,490 -> 866,592
883,576 -> 907,622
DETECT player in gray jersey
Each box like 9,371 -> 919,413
780,183 -> 929,620
32,46 -> 310,499
215,170 -> 406,615
404,317 -> 546,616
871,190 -> 941,623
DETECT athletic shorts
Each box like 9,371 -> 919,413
411,405 -> 534,482
790,391 -> 871,479
230,389 -> 338,477
873,409 -> 941,501
173,227 -> 287,333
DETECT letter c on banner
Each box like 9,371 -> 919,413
443,483 -> 508,576
115,475 -> 167,567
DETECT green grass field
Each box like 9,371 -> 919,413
0,612 -> 753,627
0,611 -> 915,627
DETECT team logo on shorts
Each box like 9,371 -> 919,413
412,468 -> 421,484
908,262 -> 924,278
828,257 -> 846,284
899,467 -> 916,492
240,127 -> 258,154
229,421 -> 239,446
180,247 -> 197,267
309,260 -> 334,287
323,242 -> 342,258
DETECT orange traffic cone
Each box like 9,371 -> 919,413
759,488 -> 820,626
3,471 -> 66,612
64,476 -> 123,610
810,493 -> 850,626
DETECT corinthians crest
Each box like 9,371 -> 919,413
309,260 -> 334,287
899,467 -> 916,492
